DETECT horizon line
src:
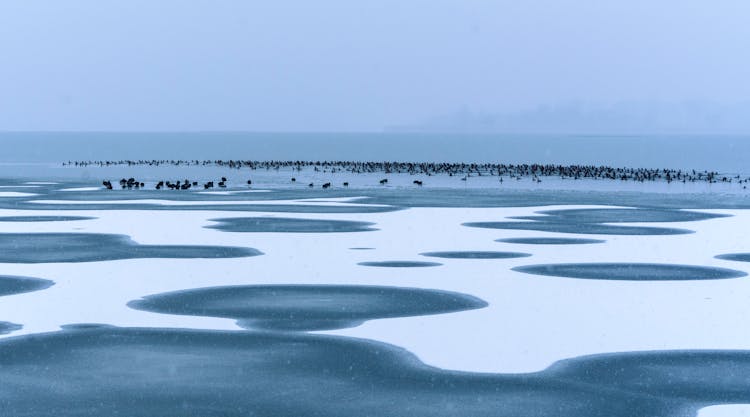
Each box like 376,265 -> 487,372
0,130 -> 749,136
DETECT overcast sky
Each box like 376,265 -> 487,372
0,1 -> 748,132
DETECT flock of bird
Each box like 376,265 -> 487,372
70,159 -> 749,189
102,176 -> 252,190
101,176 -> 422,190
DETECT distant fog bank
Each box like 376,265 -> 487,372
392,101 -> 750,134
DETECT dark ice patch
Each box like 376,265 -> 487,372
513,263 -> 747,281
60,323 -> 118,331
128,285 -> 485,331
0,233 -> 261,263
464,221 -> 693,235
0,275 -> 54,296
464,208 -> 725,235
420,251 -> 531,259
0,216 -> 95,222
206,217 -> 377,233
527,208 -> 729,223
715,253 -> 750,263
546,350 -> 750,404
497,237 -> 605,245
0,327 -> 745,416
0,322 -> 22,335
358,261 -> 443,268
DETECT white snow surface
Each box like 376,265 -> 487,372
0,192 -> 38,197
699,405 -> 750,417
0,203 -> 748,376
59,187 -> 103,192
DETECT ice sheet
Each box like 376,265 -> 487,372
0,203 -> 747,376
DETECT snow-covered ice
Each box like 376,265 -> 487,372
0,201 -> 748,376
699,405 -> 750,417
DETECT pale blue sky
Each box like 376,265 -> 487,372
0,1 -> 748,131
